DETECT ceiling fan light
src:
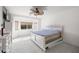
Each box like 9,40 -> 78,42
30,6 -> 47,16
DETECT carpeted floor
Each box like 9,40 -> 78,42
7,36 -> 79,53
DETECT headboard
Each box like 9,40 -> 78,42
46,25 -> 64,32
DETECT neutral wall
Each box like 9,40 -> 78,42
41,7 -> 79,47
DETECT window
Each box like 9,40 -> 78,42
21,22 -> 32,29
21,25 -> 27,29
28,25 -> 32,29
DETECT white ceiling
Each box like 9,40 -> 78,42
6,6 -> 78,16
6,6 -> 31,16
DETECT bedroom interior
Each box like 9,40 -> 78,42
0,6 -> 79,53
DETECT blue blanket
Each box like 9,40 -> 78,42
32,29 -> 59,36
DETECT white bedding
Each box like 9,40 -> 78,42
31,25 -> 63,51
32,29 -> 60,37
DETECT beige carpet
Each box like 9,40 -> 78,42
7,37 -> 79,53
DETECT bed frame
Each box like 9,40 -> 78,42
31,25 -> 64,52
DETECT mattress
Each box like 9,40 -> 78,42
32,29 -> 61,44
32,29 -> 60,37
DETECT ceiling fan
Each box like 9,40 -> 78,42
30,6 -> 47,16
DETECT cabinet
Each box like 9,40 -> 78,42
1,33 -> 12,53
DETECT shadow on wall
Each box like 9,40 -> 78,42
64,32 -> 79,47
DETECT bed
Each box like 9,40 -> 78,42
31,25 -> 63,51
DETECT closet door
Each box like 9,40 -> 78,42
32,19 -> 41,31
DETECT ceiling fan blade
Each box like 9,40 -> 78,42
30,9 -> 36,12
38,12 -> 44,15
29,12 -> 34,14
38,9 -> 44,15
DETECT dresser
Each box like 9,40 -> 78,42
0,32 -> 12,53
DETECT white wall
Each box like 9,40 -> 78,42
41,6 -> 79,47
